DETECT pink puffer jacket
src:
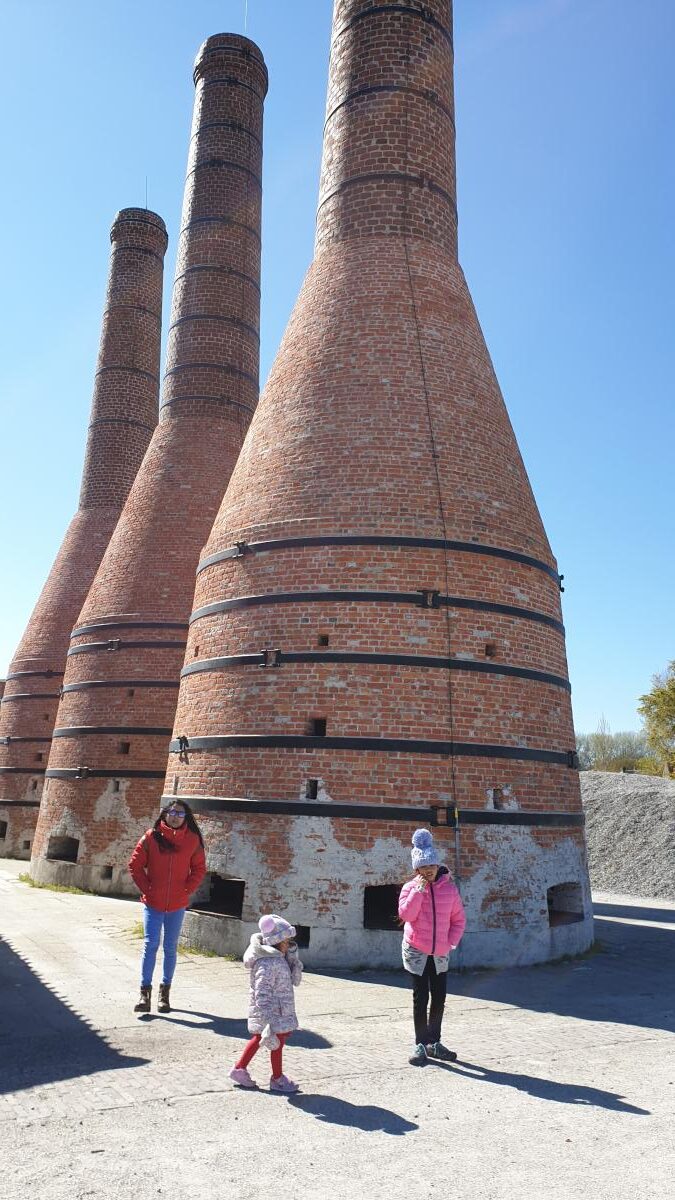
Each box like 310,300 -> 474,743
398,866 -> 466,956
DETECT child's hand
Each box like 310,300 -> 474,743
260,1023 -> 280,1050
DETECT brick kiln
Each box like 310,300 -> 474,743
164,0 -> 592,968
0,209 -> 167,860
31,36 -> 267,891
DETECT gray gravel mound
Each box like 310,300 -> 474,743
581,770 -> 675,900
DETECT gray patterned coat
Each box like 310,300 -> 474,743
243,933 -> 303,1034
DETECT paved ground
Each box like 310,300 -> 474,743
1,859 -> 674,1200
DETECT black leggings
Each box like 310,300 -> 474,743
408,956 -> 448,1045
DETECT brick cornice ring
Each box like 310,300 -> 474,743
189,590 -> 565,634
45,768 -> 166,781
180,651 -> 571,692
169,734 -> 577,768
67,640 -> 187,657
196,534 -> 560,582
160,794 -> 584,828
61,680 -> 180,694
52,726 -> 173,738
71,620 -> 188,639
325,83 -> 455,129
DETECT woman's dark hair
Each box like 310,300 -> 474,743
152,801 -> 205,852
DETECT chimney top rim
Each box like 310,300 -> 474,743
193,33 -> 268,90
110,209 -> 168,250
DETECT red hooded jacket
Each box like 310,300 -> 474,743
128,821 -> 206,913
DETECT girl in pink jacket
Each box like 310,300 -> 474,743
398,828 -> 466,1066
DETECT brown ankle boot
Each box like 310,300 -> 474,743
158,983 -> 171,1013
133,985 -> 152,1013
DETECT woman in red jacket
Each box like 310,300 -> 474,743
128,801 -> 206,1014
398,828 -> 466,1066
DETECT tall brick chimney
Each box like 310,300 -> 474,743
165,0 -> 592,968
31,36 -> 267,890
0,209 -> 167,860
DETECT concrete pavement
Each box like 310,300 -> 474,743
1,858 -> 673,1200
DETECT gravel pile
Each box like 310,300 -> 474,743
581,770 -> 675,900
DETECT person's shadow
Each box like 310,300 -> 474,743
428,1058 -> 649,1115
288,1093 -> 418,1134
155,1010 -> 332,1049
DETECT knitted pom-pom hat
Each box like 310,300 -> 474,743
411,828 -> 442,869
258,913 -> 296,946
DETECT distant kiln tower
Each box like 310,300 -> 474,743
0,210 -> 167,860
31,36 -> 267,889
165,0 -> 592,968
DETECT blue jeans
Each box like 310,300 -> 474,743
141,905 -> 186,987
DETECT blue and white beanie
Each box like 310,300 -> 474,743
259,913 -> 296,946
411,828 -> 442,869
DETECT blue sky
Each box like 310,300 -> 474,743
0,0 -> 673,735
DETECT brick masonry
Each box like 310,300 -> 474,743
30,36 -> 267,887
164,0 -> 592,968
0,209 -> 167,859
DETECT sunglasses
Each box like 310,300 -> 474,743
167,807 -> 186,817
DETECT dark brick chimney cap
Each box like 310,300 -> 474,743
110,209 -> 168,251
193,33 -> 268,95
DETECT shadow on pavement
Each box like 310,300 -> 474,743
165,1011 -> 332,1049
593,901 -> 675,923
0,935 -> 148,1095
288,1093 -> 418,1133
315,905 -> 675,1036
432,1058 -> 650,1115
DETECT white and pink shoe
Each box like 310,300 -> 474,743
269,1074 -> 300,1094
229,1066 -> 257,1089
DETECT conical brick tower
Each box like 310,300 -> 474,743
0,209 -> 167,860
31,35 -> 267,891
165,0 -> 591,968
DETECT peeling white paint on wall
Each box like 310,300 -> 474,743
187,816 -> 593,970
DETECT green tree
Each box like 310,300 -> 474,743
638,662 -> 675,776
576,718 -> 647,772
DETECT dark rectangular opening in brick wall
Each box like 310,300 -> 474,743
190,873 -> 245,918
318,633 -> 330,647
306,778 -> 319,799
46,835 -> 79,863
363,884 -> 401,931
307,717 -> 327,736
547,882 -> 584,926
22,840 -> 31,851
119,741 -> 131,755
294,925 -> 310,948
100,865 -> 113,880
0,821 -> 7,840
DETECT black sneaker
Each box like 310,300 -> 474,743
426,1041 -> 457,1062
409,1042 -> 427,1066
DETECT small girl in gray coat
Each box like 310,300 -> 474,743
229,914 -> 303,1094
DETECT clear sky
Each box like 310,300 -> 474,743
0,0 -> 673,736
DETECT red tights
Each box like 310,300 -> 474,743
235,1032 -> 290,1079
